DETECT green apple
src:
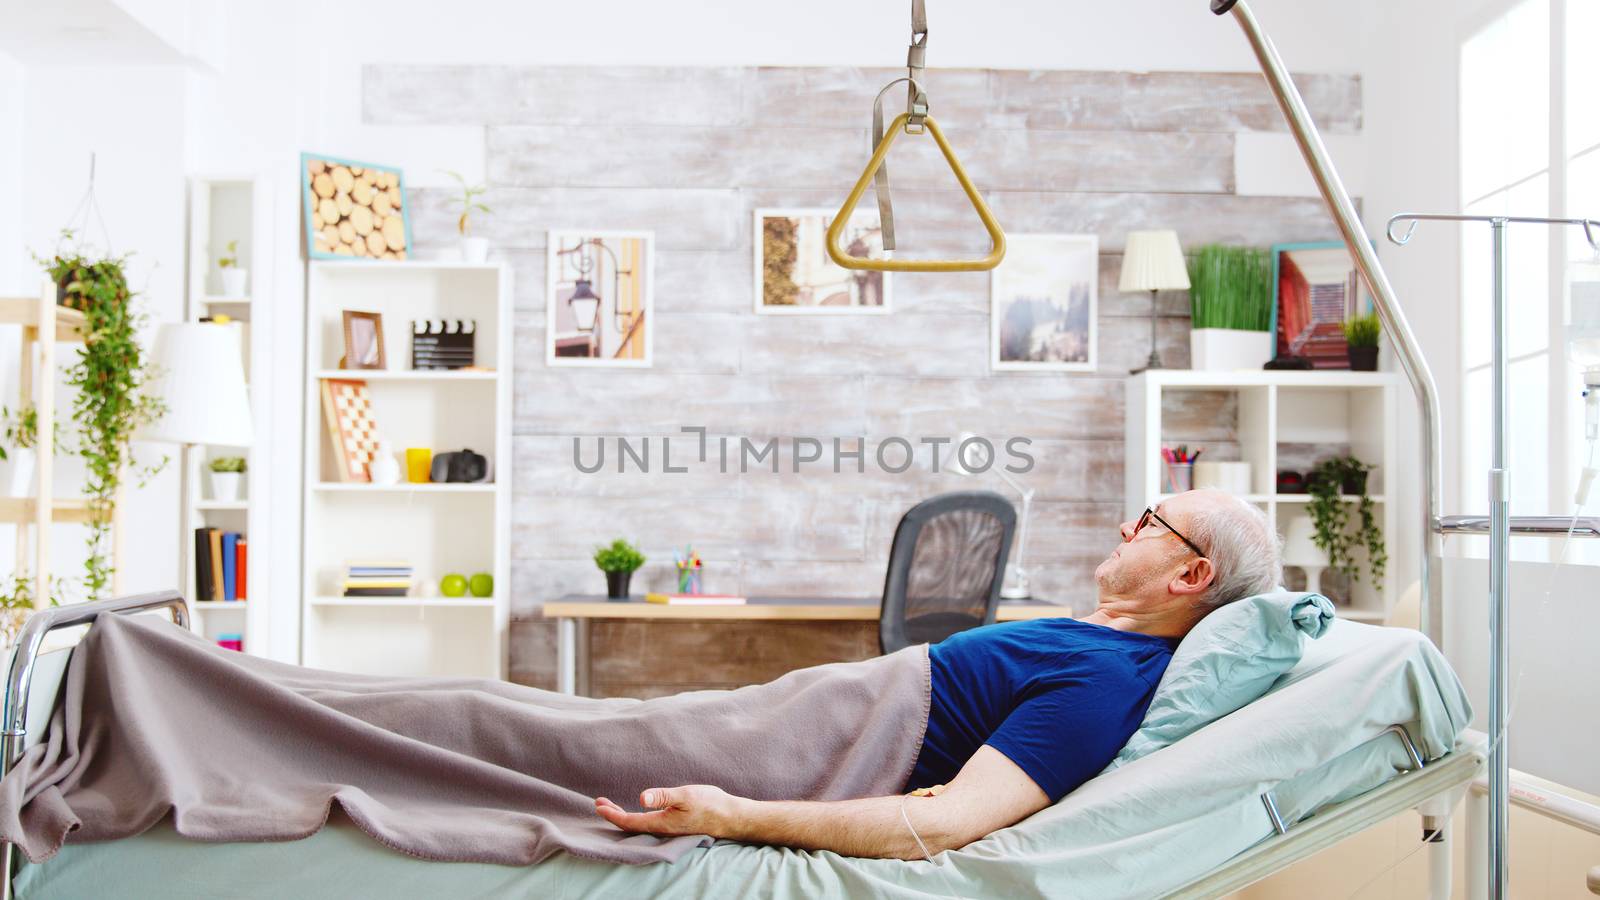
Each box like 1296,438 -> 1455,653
440,573 -> 468,597
469,573 -> 494,598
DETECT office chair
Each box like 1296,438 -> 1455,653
879,491 -> 1017,654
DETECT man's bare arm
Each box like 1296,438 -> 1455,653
593,745 -> 1050,859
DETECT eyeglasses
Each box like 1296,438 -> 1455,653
1129,507 -> 1207,559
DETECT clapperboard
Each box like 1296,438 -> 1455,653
411,319 -> 476,370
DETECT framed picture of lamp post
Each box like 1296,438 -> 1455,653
546,230 -> 655,368
990,233 -> 1098,372
753,208 -> 890,314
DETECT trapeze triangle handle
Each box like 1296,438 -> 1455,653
826,113 -> 1006,273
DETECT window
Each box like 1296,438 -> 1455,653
1457,0 -> 1600,562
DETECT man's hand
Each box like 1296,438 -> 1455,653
591,746 -> 1050,859
594,785 -> 746,839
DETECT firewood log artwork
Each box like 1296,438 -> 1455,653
304,157 -> 409,259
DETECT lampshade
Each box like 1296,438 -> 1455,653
1283,516 -> 1330,568
1119,230 -> 1191,292
568,280 -> 601,333
139,322 -> 253,446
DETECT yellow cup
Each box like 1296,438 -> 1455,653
406,448 -> 432,483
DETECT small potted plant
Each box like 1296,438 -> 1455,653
446,170 -> 491,263
209,456 -> 247,502
218,240 -> 248,297
0,406 -> 42,497
1306,455 -> 1385,588
1187,244 -> 1273,371
1343,312 -> 1381,371
593,538 -> 645,600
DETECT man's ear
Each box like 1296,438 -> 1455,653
1168,557 -> 1216,597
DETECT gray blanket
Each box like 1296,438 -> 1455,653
0,614 -> 930,866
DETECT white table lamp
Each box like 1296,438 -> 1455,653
1283,515 -> 1330,595
949,432 -> 1033,600
1119,230 -> 1191,374
140,322 -> 253,447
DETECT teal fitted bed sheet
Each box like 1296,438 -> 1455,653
13,620 -> 1469,900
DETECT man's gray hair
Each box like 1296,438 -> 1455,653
1185,491 -> 1283,608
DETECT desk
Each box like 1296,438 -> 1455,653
541,595 -> 1073,695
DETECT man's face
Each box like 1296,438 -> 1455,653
1094,492 -> 1209,602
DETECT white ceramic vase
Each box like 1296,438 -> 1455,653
210,471 -> 243,502
0,448 -> 36,497
460,237 -> 490,264
221,268 -> 249,298
1189,328 -> 1273,372
369,441 -> 402,486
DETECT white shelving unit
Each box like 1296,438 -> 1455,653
301,260 -> 512,679
180,175 -> 274,653
1125,370 -> 1400,622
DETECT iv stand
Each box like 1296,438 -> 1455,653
1387,212 -> 1600,900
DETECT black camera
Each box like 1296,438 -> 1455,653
431,449 -> 488,483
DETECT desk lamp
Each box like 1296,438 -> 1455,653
949,432 -> 1033,600
1119,230 -> 1191,374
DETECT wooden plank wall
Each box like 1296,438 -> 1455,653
363,64 -> 1362,695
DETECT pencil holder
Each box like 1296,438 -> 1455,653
676,567 -> 701,594
1165,461 -> 1194,493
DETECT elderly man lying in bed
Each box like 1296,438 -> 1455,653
594,488 -> 1282,858
0,489 -> 1282,870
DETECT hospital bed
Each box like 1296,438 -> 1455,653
1,590 -> 1479,899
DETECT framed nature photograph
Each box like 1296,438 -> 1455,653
753,208 -> 890,314
301,152 -> 410,261
991,233 -> 1098,372
546,231 -> 654,368
1270,241 -> 1373,368
341,310 -> 386,370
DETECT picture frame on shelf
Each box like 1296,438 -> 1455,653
1269,241 -> 1376,369
546,230 -> 654,368
341,310 -> 386,370
301,152 -> 410,261
990,233 -> 1098,372
752,208 -> 890,314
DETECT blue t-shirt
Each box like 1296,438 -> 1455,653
908,618 -> 1177,802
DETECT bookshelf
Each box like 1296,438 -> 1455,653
180,176 -> 274,653
1125,370 -> 1400,623
301,260 -> 512,679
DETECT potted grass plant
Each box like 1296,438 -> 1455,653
593,538 -> 646,600
1343,313 -> 1381,371
1187,244 -> 1273,371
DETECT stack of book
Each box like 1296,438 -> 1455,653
193,528 -> 247,602
343,562 -> 414,597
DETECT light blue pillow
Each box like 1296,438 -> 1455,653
1104,590 -> 1335,770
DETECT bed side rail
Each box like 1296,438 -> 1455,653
1171,747 -> 1484,899
2,590 -> 188,773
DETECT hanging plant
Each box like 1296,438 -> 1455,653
36,232 -> 167,600
1306,455 -> 1386,586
